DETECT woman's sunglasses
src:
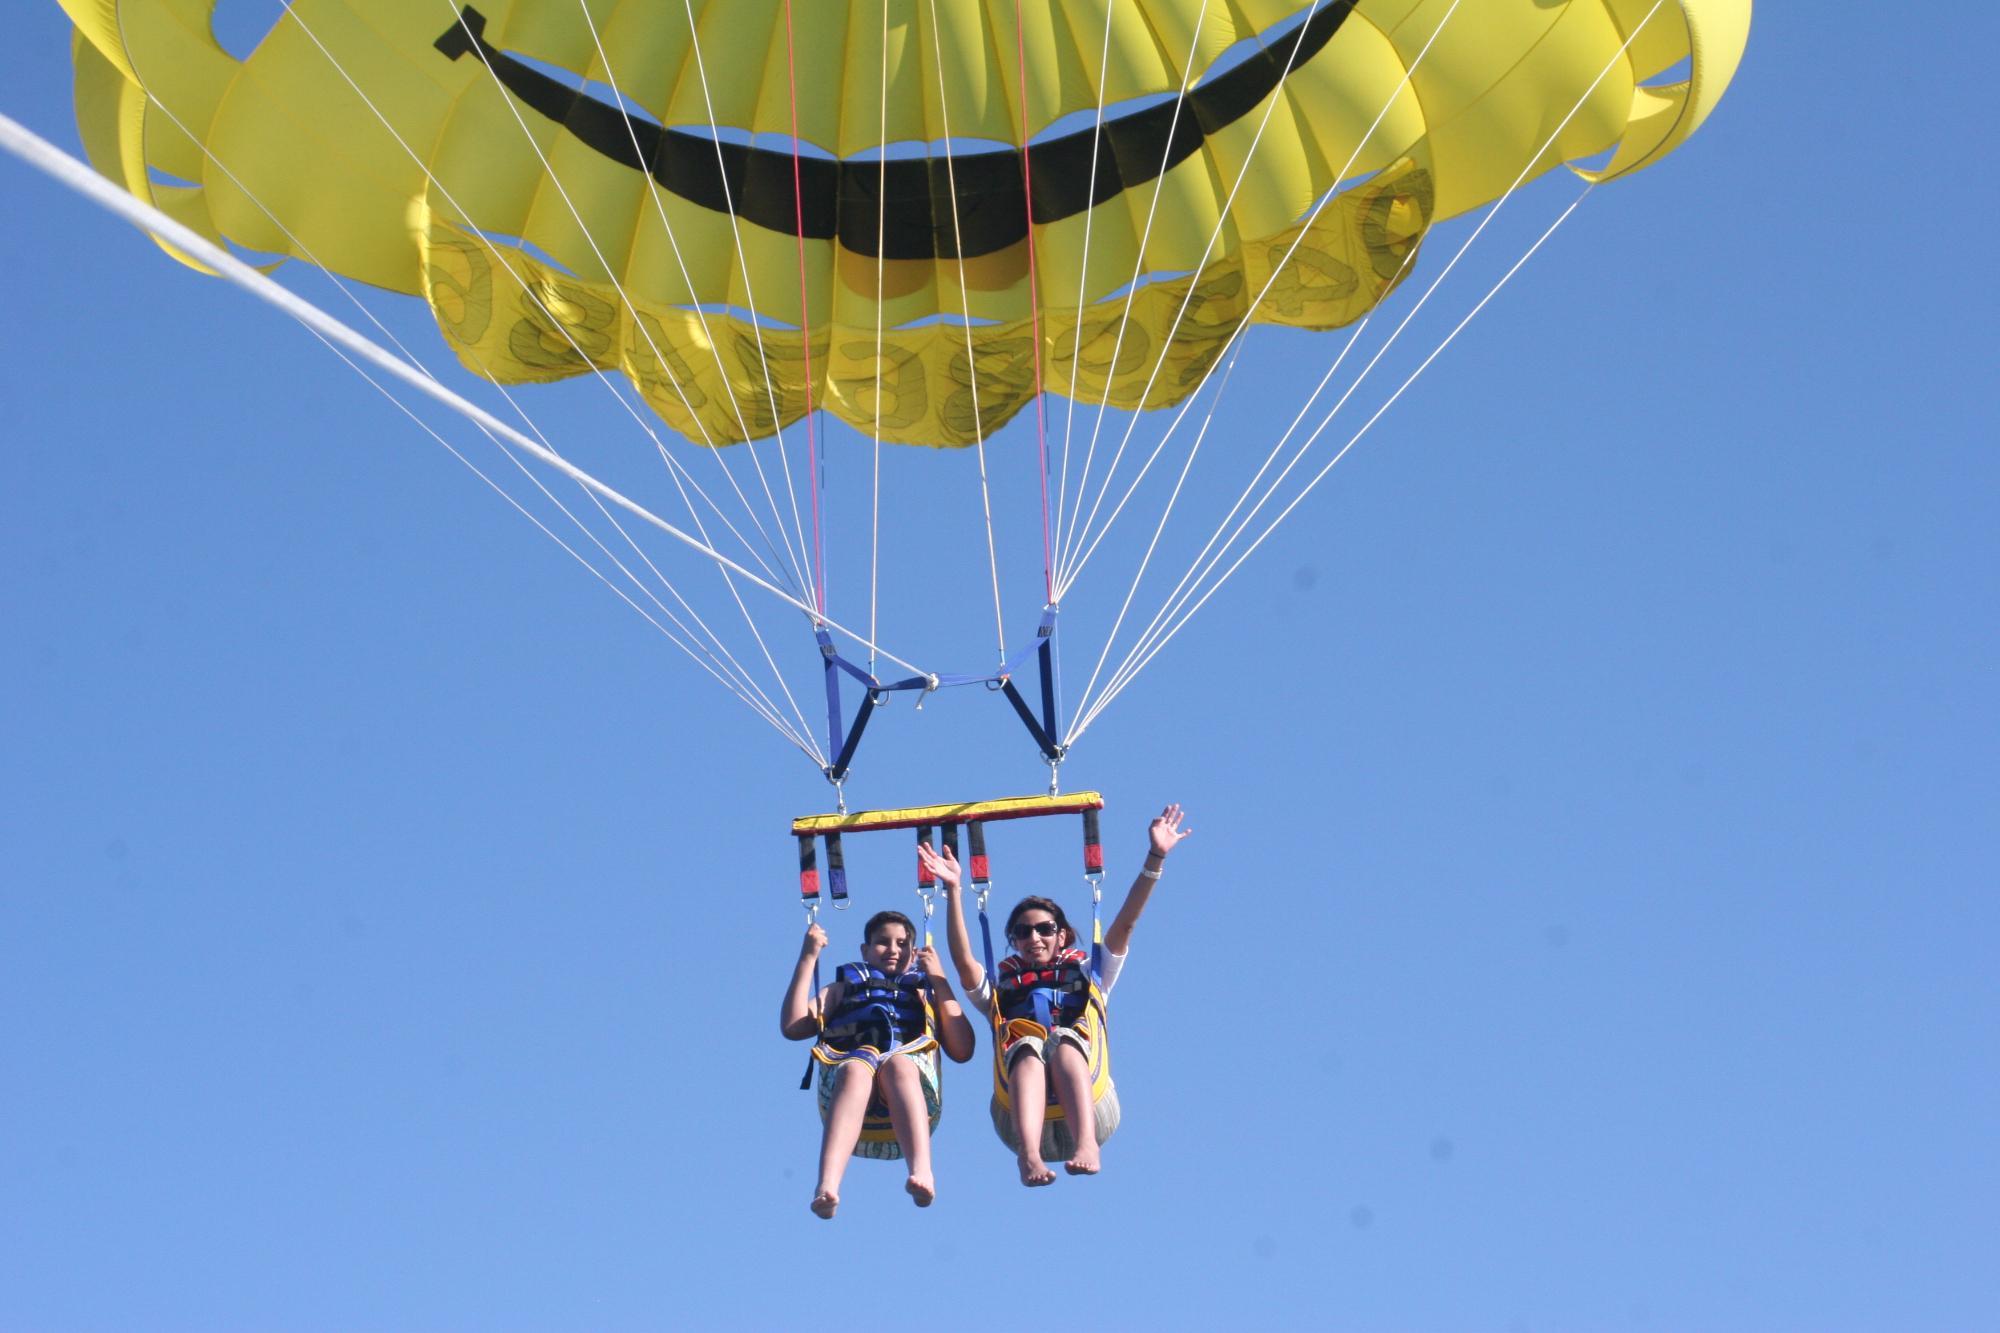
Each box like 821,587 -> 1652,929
1008,921 -> 1061,940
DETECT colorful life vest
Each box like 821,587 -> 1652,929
986,945 -> 1117,1156
994,947 -> 1094,1034
814,962 -> 936,1065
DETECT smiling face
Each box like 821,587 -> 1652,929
69,1 -> 1741,448
1005,901 -> 1073,967
862,920 -> 915,976
432,2 -> 1362,262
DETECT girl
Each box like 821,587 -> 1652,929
927,803 -> 1190,1186
779,910 -> 976,1217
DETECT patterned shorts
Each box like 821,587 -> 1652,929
815,1044 -> 943,1161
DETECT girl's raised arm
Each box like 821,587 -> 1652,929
1104,803 -> 1191,956
921,841 -> 986,995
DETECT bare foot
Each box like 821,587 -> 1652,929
906,1173 -> 935,1207
1017,1155 -> 1056,1187
810,1191 -> 839,1219
1064,1144 -> 1101,1176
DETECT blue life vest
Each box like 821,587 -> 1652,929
818,963 -> 934,1058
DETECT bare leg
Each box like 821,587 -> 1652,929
1009,1051 -> 1056,1186
878,1054 -> 935,1207
813,1060 -> 875,1218
1051,1042 -> 1101,1175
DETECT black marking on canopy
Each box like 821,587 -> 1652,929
434,3 -> 1356,260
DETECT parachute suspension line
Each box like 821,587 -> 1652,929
12,108 -> 820,759
1054,0 -> 1213,584
285,1 -> 809,605
439,3 -> 836,750
461,2 -> 796,596
925,0 -> 1008,664
1052,0 -> 1123,575
566,18 -> 845,755
1078,0 -> 1663,723
1066,335 -> 1248,738
1074,189 -> 1595,742
1067,224 -> 1432,732
1072,2 -> 1665,738
1054,0 -> 1472,601
676,0 -> 821,612
436,3 -> 824,748
1056,0 -> 1337,596
0,117 -> 931,689
869,0 -> 890,678
333,340 -> 826,760
1070,263 -> 1407,731
780,0 -> 827,618
113,54 -> 822,753
575,2 -> 839,601
1012,0 -> 1054,606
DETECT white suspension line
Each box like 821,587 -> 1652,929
234,270 -> 826,757
1072,256 -> 1411,727
1064,333 -> 1245,735
281,0 -> 821,738
436,0 -> 811,601
112,63 -> 811,737
575,0 -> 833,602
1074,188 -> 1592,742
1056,0 -> 1334,588
1054,0 -> 1212,580
292,2 -> 827,748
269,2 -> 806,607
677,0 -> 819,611
925,0 -> 1009,661
0,113 -> 933,683
1078,0 -> 1662,718
1066,211 -> 1432,729
278,2 -> 807,603
1059,0 -> 1476,602
441,0 -> 821,741
568,428 -> 824,749
1052,0 -> 1126,570
1052,1 -> 1468,603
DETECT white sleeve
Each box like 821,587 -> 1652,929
1097,944 -> 1127,995
970,975 -> 994,1010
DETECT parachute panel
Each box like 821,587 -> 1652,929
68,0 -> 1749,445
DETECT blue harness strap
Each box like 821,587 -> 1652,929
817,963 -> 933,1067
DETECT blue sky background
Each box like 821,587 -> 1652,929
4,4 -> 1996,1330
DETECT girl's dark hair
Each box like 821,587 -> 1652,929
862,910 -> 916,944
1004,896 -> 1074,946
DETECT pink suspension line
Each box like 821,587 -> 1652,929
1014,0 -> 1055,605
781,0 -> 825,616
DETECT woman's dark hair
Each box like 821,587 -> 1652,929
862,909 -> 916,944
1004,896 -> 1074,947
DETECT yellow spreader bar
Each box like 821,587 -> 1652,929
792,791 -> 1103,836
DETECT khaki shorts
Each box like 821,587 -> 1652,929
990,1081 -> 1121,1162
1001,1023 -> 1093,1067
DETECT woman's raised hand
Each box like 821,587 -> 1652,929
917,840 -> 962,891
1148,803 -> 1192,859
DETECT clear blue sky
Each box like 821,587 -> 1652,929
3,5 -> 1995,1330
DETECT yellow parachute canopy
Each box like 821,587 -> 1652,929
65,0 -> 1749,447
